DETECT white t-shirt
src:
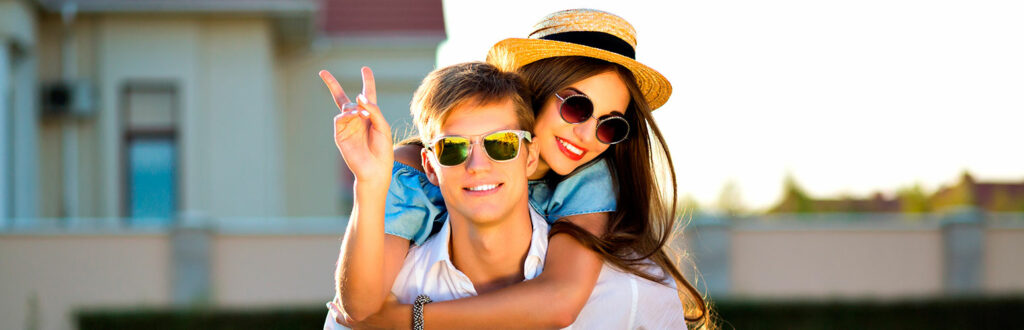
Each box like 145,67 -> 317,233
325,207 -> 687,329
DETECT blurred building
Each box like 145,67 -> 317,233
1,0 -> 443,329
0,0 -> 444,223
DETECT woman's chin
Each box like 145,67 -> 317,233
547,159 -> 581,176
541,148 -> 595,176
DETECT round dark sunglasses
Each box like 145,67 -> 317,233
426,130 -> 533,167
555,91 -> 630,145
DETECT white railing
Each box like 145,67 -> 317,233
4,210 -> 1022,235
1,216 -> 349,235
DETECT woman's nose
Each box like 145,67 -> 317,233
573,117 -> 599,145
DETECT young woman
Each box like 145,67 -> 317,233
324,9 -> 711,329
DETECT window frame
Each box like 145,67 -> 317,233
119,81 -> 181,224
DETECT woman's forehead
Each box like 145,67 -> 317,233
567,71 -> 631,114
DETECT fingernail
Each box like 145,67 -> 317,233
360,110 -> 370,117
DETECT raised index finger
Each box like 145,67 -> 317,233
360,66 -> 377,105
319,70 -> 351,112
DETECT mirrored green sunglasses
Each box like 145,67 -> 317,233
426,130 -> 533,167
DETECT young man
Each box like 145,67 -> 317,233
323,62 -> 685,329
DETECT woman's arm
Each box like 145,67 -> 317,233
424,214 -> 606,329
352,212 -> 609,329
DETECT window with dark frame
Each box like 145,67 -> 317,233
121,83 -> 178,226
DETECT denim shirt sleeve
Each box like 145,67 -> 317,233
529,160 -> 617,224
384,161 -> 448,246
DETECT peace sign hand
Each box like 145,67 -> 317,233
320,67 -> 394,186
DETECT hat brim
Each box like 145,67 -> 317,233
487,38 -> 672,111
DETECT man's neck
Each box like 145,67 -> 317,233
447,201 -> 534,295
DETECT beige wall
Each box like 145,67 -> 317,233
2,225 -> 1023,330
0,232 -> 339,330
0,235 -> 172,330
35,15 -> 63,218
197,18 -> 284,218
97,16 -> 200,217
984,228 -> 1024,293
35,15 -> 289,218
33,13 -> 441,219
211,235 -> 339,306
36,15 -> 105,218
278,36 -> 441,216
731,229 -> 944,298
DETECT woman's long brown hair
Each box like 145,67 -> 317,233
518,56 -> 712,329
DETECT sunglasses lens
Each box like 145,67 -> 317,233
483,131 -> 521,161
560,95 -> 593,124
596,117 -> 630,144
435,137 -> 470,166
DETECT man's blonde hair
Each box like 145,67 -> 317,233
411,62 -> 533,142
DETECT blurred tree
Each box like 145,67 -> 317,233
931,171 -> 976,211
716,180 -> 746,217
770,174 -> 815,213
898,183 -> 931,213
768,170 -> 1024,214
679,194 -> 701,216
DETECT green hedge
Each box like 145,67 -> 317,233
77,296 -> 1024,330
77,306 -> 326,330
712,296 -> 1024,330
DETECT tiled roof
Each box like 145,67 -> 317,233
319,0 -> 444,36
35,0 -> 445,36
35,0 -> 317,13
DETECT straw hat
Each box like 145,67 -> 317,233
487,9 -> 672,110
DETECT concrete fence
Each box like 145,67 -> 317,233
2,208 -> 1023,330
0,215 -> 346,330
680,207 -> 1024,299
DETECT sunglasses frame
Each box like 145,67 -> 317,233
554,91 -> 631,145
425,129 -> 533,167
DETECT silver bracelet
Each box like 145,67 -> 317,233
412,294 -> 433,330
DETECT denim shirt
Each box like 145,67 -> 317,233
384,160 -> 617,246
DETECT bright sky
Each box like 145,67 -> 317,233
438,0 -> 1024,211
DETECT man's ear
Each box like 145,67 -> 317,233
524,141 -> 540,176
421,148 -> 440,186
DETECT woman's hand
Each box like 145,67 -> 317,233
329,294 -> 410,330
327,297 -> 356,328
320,67 -> 394,185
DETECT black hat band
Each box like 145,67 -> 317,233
539,31 -> 636,59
